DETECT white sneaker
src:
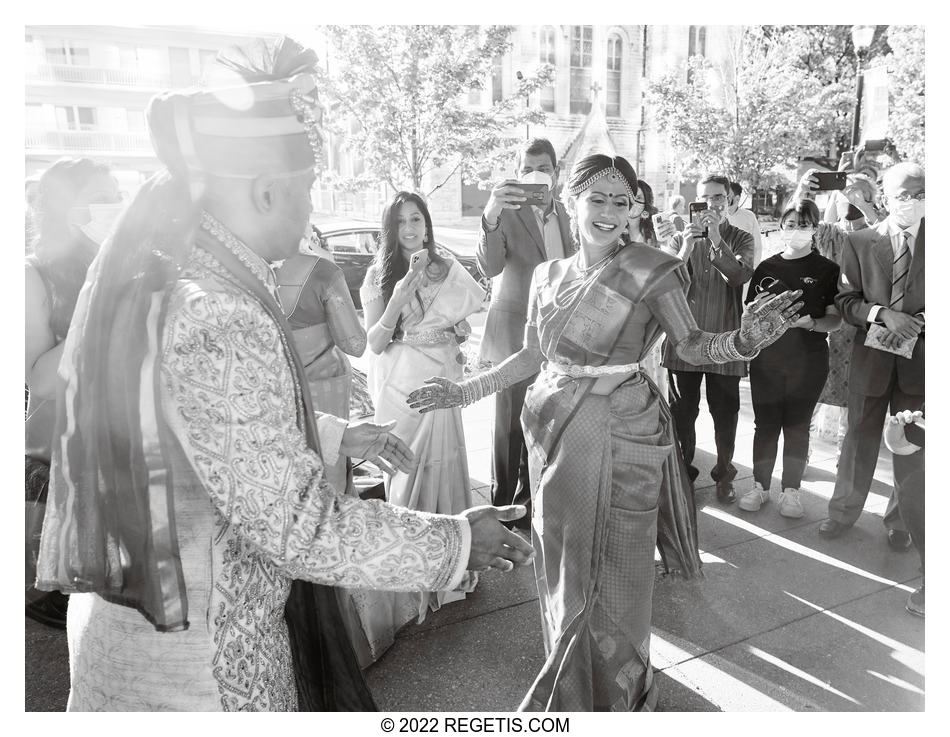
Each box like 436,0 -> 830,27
778,488 -> 805,518
738,481 -> 769,512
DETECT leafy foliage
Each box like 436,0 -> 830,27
647,26 -> 855,191
885,26 -> 925,165
316,25 -> 553,197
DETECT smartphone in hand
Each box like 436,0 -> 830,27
409,249 -> 430,274
517,183 -> 549,205
689,201 -> 708,238
813,171 -> 847,191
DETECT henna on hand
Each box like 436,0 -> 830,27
737,290 -> 804,353
406,376 -> 464,413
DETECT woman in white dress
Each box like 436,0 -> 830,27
356,191 -> 485,656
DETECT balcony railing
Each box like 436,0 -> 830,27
26,129 -> 154,155
28,63 -> 171,89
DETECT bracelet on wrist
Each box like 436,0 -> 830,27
378,319 -> 396,332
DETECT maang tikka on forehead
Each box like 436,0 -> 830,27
567,166 -> 636,202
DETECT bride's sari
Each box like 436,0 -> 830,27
519,243 -> 701,712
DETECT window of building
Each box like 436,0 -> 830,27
606,34 -> 622,117
688,26 -> 707,58
491,55 -> 503,103
687,26 -> 707,82
539,26 -> 556,65
539,26 -> 557,113
55,105 -> 97,131
45,42 -> 90,66
569,25 -> 593,114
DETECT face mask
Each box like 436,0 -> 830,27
520,170 -> 553,189
782,230 -> 813,250
73,203 -> 124,245
890,199 -> 924,229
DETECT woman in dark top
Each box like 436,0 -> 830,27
738,202 -> 842,518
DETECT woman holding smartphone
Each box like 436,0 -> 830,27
358,191 -> 485,646
738,202 -> 842,518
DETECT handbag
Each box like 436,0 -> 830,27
864,323 -> 917,359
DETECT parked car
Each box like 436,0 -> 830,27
310,220 -> 489,309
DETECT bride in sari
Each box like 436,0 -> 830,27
409,155 -> 802,711
356,191 -> 485,658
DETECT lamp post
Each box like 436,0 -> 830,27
516,71 -> 529,140
850,25 -> 876,149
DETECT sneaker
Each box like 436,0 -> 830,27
738,481 -> 769,512
906,584 -> 924,618
778,487 -> 805,518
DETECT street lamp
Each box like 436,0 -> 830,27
850,24 -> 876,149
516,70 -> 529,140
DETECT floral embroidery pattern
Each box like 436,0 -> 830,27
159,248 -> 467,710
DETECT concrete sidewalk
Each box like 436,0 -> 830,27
361,378 -> 924,712
25,347 -> 924,711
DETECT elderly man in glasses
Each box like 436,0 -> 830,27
819,162 -> 925,549
661,174 -> 755,503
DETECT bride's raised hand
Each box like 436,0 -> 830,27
737,289 -> 804,353
407,376 -> 463,413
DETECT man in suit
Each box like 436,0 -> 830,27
476,138 -> 574,529
819,162 -> 925,547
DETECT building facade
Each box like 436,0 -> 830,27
24,25 -> 738,222
25,26 -> 278,195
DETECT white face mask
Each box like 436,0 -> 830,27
890,199 -> 925,229
74,203 -> 124,245
782,230 -> 814,251
520,170 -> 553,189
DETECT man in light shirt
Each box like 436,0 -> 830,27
726,181 -> 762,268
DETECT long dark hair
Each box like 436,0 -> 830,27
636,180 -> 658,245
29,157 -> 114,339
372,191 -> 448,312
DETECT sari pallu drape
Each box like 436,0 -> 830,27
36,230 -> 375,710
519,245 -> 701,712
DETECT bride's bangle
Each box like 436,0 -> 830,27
377,318 -> 396,333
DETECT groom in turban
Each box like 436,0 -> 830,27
35,36 -> 533,711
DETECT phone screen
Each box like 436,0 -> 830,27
689,202 -> 708,238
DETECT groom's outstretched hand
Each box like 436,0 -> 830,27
463,505 -> 535,572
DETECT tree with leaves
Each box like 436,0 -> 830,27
316,25 -> 553,197
885,26 -> 925,165
646,26 -> 852,192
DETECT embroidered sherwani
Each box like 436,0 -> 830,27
64,232 -> 470,711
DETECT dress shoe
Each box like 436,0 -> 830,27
685,464 -> 699,483
887,528 -> 912,552
818,518 -> 849,539
25,591 -> 68,629
716,481 -> 736,504
906,584 -> 924,617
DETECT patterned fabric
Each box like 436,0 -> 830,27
518,244 -> 702,712
63,242 -> 471,711
890,231 -> 911,311
813,222 -> 858,407
364,260 -> 485,632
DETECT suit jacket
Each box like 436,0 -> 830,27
835,218 -> 925,396
476,201 -> 574,364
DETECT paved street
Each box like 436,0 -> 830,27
25,309 -> 924,711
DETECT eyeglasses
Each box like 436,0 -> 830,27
889,192 -> 925,202
699,194 -> 728,204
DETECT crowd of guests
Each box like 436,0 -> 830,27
24,35 -> 923,712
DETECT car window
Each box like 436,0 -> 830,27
323,231 -> 378,255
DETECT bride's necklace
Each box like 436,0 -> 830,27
575,242 -> 622,275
